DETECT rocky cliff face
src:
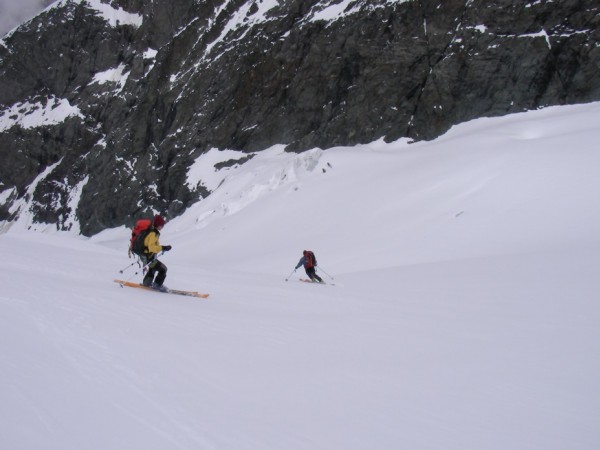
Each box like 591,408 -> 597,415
1,0 -> 599,235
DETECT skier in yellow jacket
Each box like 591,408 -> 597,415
142,215 -> 172,291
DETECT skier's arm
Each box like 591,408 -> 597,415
295,256 -> 305,269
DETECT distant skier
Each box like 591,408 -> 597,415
295,250 -> 323,283
140,214 -> 172,291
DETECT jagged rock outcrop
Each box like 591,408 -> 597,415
1,0 -> 599,235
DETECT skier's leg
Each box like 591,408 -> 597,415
153,261 -> 168,287
143,260 -> 156,286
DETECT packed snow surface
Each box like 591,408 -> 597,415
1,103 -> 599,449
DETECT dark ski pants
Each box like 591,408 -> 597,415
143,258 -> 167,287
305,267 -> 322,282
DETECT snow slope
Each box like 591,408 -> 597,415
1,103 -> 599,450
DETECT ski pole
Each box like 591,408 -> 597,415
125,253 -> 161,282
285,269 -> 296,281
125,263 -> 148,282
119,260 -> 138,274
317,266 -> 334,280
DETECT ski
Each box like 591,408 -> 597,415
114,279 -> 209,298
299,278 -> 328,285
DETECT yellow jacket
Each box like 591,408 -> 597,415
143,230 -> 163,254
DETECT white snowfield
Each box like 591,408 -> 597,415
53,0 -> 143,28
1,102 -> 599,450
0,96 -> 83,132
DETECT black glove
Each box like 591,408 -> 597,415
162,245 -> 172,251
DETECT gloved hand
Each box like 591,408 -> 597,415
162,245 -> 172,251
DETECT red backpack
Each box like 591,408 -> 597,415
129,219 -> 152,256
304,251 -> 317,268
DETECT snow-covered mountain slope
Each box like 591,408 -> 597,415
2,0 -> 599,234
1,103 -> 599,449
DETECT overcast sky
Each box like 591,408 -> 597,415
0,0 -> 51,37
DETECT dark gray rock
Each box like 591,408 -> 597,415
1,0 -> 599,235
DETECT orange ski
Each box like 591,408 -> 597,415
114,279 -> 209,298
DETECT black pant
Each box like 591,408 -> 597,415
143,258 -> 167,287
305,267 -> 322,282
